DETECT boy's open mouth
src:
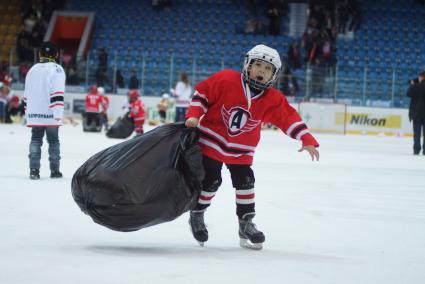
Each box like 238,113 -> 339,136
256,75 -> 264,81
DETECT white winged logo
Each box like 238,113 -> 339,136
221,106 -> 261,136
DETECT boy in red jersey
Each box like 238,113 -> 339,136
127,89 -> 145,135
84,85 -> 102,130
185,44 -> 320,250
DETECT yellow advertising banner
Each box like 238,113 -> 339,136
335,113 -> 402,128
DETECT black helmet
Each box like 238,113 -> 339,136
39,41 -> 58,59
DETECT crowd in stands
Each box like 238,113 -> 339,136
238,0 -> 288,36
336,0 -> 361,35
2,0 -> 367,103
16,0 -> 65,64
283,0 -> 359,98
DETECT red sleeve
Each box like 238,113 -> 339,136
264,92 -> 319,147
186,81 -> 209,119
101,95 -> 109,110
186,71 -> 223,119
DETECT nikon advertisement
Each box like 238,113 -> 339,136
336,107 -> 412,135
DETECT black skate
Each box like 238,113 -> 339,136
50,171 -> 63,178
30,168 -> 40,180
238,213 -> 265,250
189,211 -> 208,247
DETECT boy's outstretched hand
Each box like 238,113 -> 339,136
299,145 -> 320,161
185,117 -> 199,128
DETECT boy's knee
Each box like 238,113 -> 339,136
233,175 -> 255,189
203,177 -> 222,192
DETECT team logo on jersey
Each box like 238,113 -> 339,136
221,106 -> 261,136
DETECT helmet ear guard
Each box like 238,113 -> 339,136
242,44 -> 282,91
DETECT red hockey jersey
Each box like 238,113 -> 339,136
129,99 -> 145,134
85,93 -> 102,113
100,95 -> 109,112
186,69 -> 319,165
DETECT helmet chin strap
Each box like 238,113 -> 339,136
245,82 -> 252,110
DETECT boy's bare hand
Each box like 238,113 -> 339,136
299,145 -> 320,161
185,117 -> 199,128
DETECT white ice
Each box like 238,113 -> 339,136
1,123 -> 425,284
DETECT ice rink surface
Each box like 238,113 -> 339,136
1,123 -> 425,284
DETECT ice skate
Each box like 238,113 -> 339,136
189,210 -> 208,247
30,168 -> 40,180
50,171 -> 63,178
238,213 -> 265,250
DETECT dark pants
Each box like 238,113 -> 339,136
158,110 -> 166,122
413,117 -> 425,154
29,127 -> 60,171
85,112 -> 101,127
194,155 -> 255,219
175,107 -> 188,123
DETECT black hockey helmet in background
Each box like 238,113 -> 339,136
39,41 -> 58,60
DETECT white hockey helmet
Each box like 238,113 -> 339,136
97,86 -> 105,95
243,44 -> 282,91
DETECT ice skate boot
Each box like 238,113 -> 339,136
50,171 -> 63,178
238,213 -> 265,250
30,168 -> 40,180
189,210 -> 208,247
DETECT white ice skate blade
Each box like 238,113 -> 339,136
197,241 -> 205,247
239,238 -> 263,250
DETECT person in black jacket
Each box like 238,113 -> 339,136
407,71 -> 425,155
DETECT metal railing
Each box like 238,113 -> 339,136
4,47 -> 414,108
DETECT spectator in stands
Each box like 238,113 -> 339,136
266,0 -> 285,36
129,71 -> 139,89
280,68 -> 300,97
320,32 -> 337,68
115,69 -> 125,89
407,71 -> 425,155
302,18 -> 320,57
287,40 -> 303,70
66,67 -> 79,85
172,72 -> 192,122
96,68 -> 107,88
244,19 -> 257,34
337,1 -> 349,34
97,48 -> 108,73
347,0 -> 361,32
152,0 -> 172,11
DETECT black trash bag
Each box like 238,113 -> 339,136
106,115 -> 134,138
71,123 -> 204,232
82,112 -> 102,132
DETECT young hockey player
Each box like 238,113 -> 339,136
24,41 -> 66,179
84,85 -> 103,130
128,89 -> 145,135
185,44 -> 320,249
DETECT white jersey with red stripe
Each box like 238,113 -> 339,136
186,69 -> 319,165
24,62 -> 66,127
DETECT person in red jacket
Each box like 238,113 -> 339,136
84,85 -> 102,130
128,89 -> 145,135
185,44 -> 320,250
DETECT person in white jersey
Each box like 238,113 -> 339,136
24,42 -> 66,180
172,72 -> 192,122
